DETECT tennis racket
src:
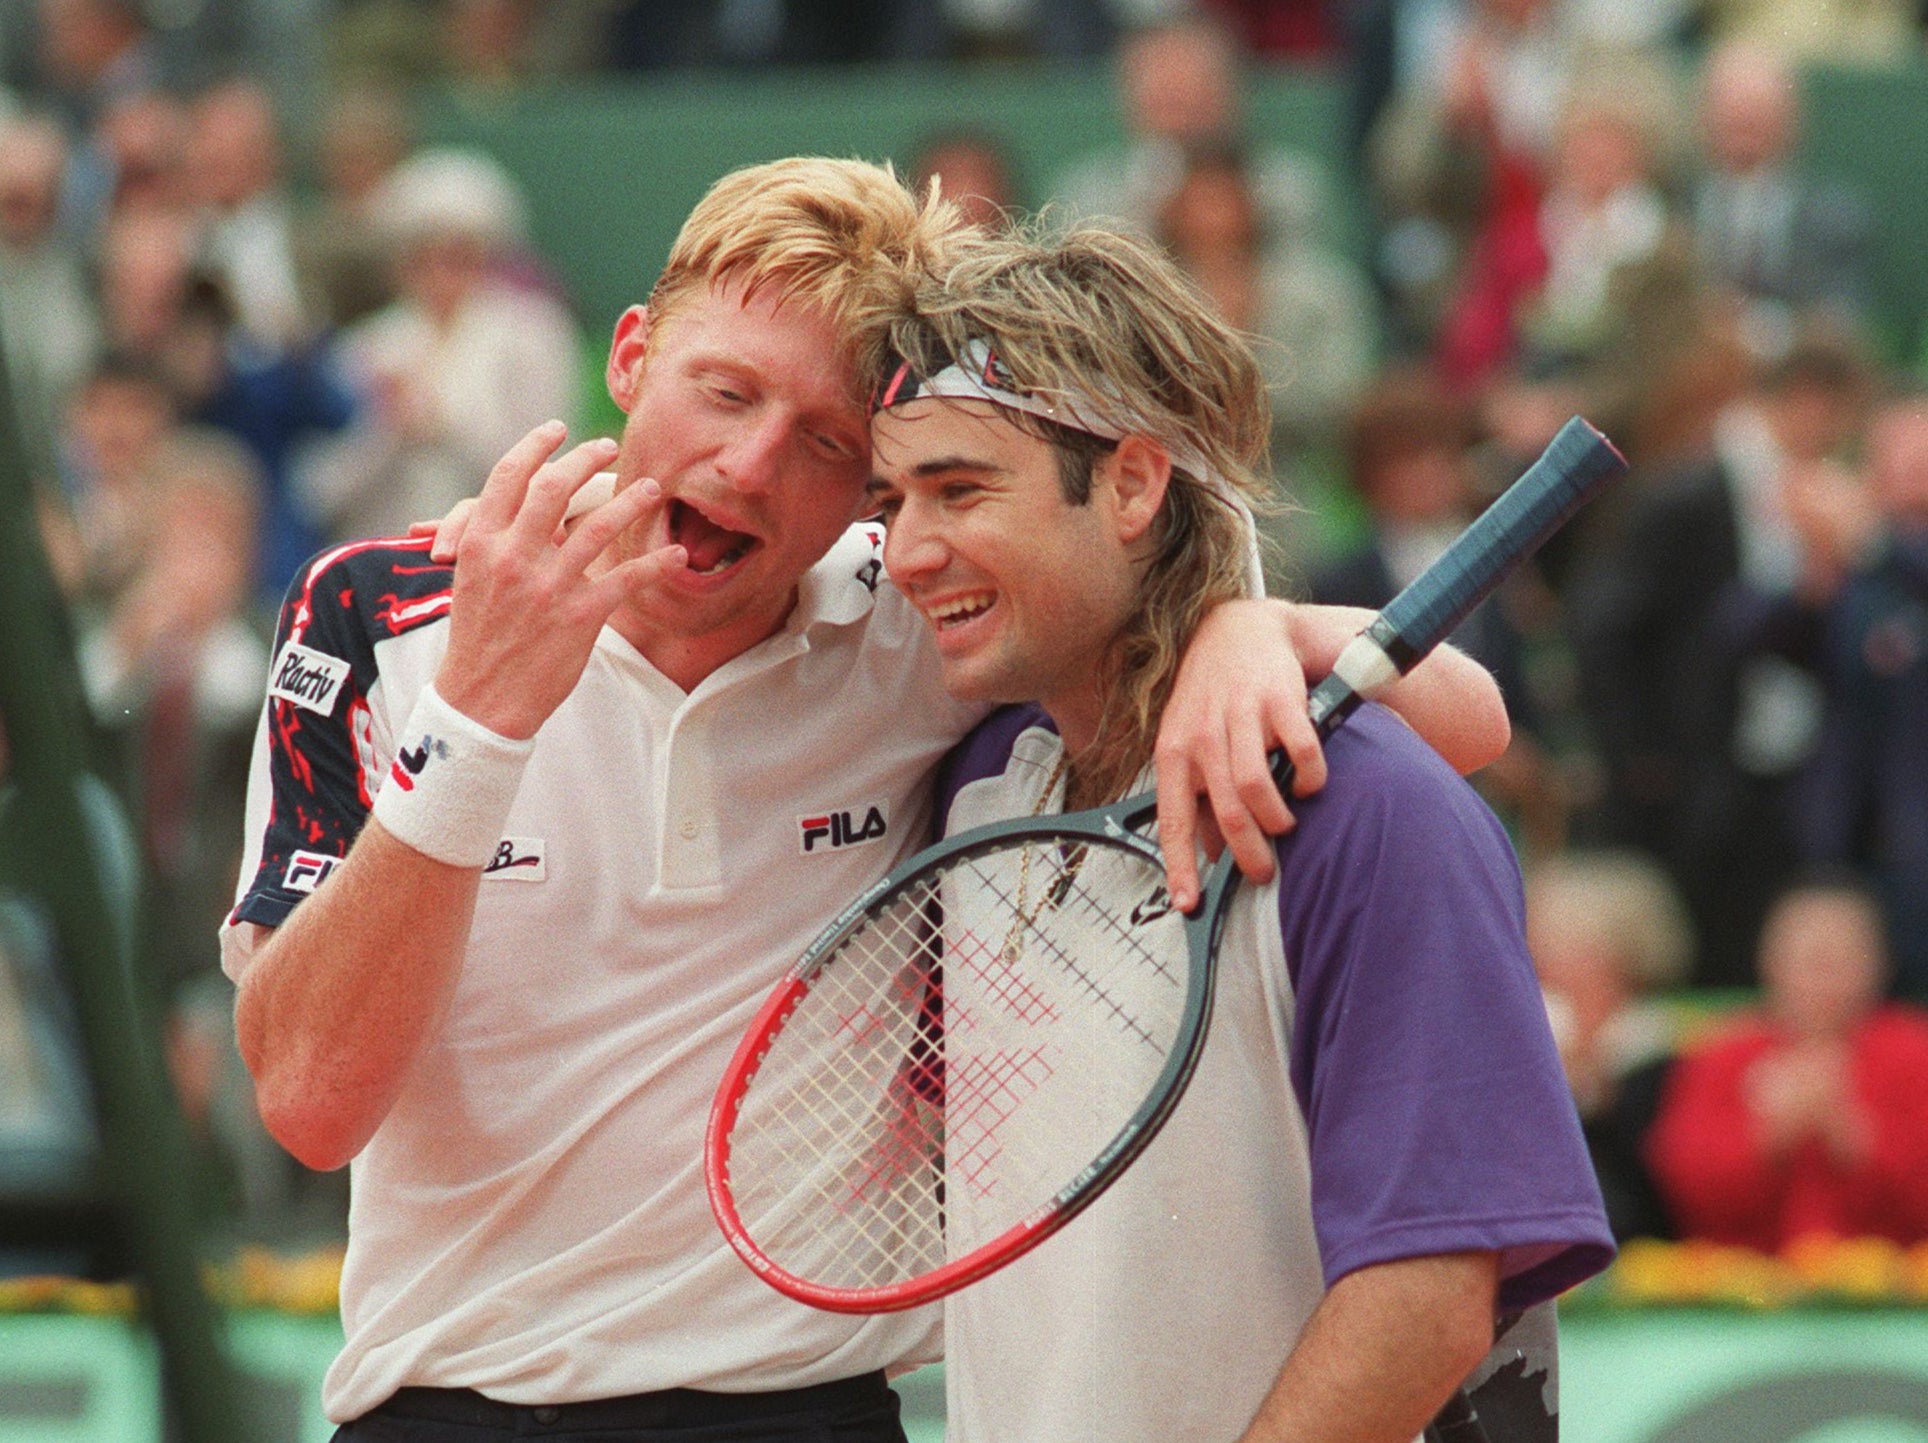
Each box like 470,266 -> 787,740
707,416 -> 1626,1314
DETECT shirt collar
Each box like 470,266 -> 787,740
790,522 -> 885,634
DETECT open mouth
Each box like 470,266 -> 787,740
925,592 -> 995,631
669,499 -> 757,577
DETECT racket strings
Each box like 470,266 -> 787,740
945,846 -> 1184,1218
724,882 -> 950,1287
991,854 -> 1184,1049
724,835 -> 1190,1295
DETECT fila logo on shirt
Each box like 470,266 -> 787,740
268,642 -> 351,715
799,803 -> 889,854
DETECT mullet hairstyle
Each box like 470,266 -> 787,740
648,157 -> 966,407
884,222 -> 1275,805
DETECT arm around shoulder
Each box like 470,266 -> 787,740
1153,598 -> 1509,908
1285,601 -> 1510,776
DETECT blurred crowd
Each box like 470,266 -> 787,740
3,0 -> 1928,1265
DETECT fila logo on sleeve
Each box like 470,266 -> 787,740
799,803 -> 889,854
269,642 -> 351,715
284,851 -> 343,894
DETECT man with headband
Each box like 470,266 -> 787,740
222,159 -> 1510,1441
865,224 -> 1614,1443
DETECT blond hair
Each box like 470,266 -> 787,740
1524,851 -> 1694,993
649,157 -> 964,402
885,221 -> 1274,803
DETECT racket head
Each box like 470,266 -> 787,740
706,809 -> 1219,1313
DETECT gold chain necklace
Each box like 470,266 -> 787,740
1000,749 -> 1073,964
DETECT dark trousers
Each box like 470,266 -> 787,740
333,1371 -> 906,1442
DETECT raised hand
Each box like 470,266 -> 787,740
411,472 -> 622,563
434,421 -> 684,739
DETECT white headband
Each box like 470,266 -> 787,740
874,339 -> 1266,596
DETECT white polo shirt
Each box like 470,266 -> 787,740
224,524 -> 980,1421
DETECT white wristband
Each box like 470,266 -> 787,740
372,684 -> 536,868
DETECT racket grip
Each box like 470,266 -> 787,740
1304,416 -> 1625,740
1372,417 -> 1623,668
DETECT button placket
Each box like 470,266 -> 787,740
658,707 -> 722,889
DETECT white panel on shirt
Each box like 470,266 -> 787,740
942,728 -> 1327,1443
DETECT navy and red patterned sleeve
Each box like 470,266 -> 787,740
230,538 -> 451,928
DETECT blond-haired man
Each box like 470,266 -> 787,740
866,224 -> 1613,1443
225,160 -> 1507,1440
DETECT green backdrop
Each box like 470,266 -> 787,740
412,59 -> 1928,365
414,63 -> 1357,335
